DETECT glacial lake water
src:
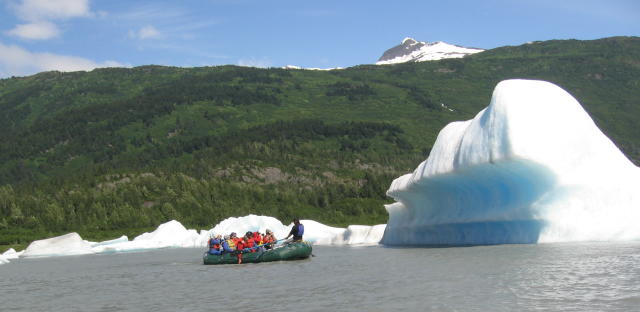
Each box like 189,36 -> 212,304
2,242 -> 640,311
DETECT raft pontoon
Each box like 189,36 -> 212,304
203,242 -> 312,265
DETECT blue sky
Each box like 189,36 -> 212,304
0,0 -> 638,77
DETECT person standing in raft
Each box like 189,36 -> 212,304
286,218 -> 304,242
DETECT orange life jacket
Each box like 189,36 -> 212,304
244,238 -> 256,252
253,232 -> 263,245
264,235 -> 274,244
236,240 -> 245,250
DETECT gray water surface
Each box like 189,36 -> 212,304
2,242 -> 640,311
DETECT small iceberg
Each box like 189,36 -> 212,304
92,220 -> 204,253
21,233 -> 95,258
0,248 -> 23,265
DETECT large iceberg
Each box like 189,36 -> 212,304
382,79 -> 640,246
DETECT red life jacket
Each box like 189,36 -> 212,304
208,238 -> 221,250
264,235 -> 273,244
245,238 -> 256,252
236,240 -> 245,250
253,232 -> 263,245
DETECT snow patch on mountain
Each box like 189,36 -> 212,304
377,37 -> 483,65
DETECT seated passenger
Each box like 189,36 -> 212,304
230,232 -> 242,248
221,235 -> 234,254
225,234 -> 236,251
251,231 -> 265,251
252,231 -> 263,245
244,232 -> 256,252
263,229 -> 276,250
207,234 -> 223,255
235,236 -> 246,251
235,238 -> 246,264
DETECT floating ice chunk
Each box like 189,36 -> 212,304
2,248 -> 22,260
344,224 -> 387,245
209,215 -> 384,246
0,248 -> 24,264
21,233 -> 95,258
299,220 -> 348,245
383,79 -> 640,246
93,220 -> 204,253
9,215 -> 386,261
132,220 -> 200,246
91,216 -> 385,254
89,235 -> 128,247
288,220 -> 385,245
211,214 -> 289,240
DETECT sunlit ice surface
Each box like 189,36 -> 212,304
383,79 -> 640,246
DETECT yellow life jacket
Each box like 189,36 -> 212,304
226,239 -> 235,249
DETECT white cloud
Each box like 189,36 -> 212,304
6,0 -> 93,40
117,5 -> 220,42
129,25 -> 162,40
13,0 -> 92,21
7,21 -> 60,40
0,42 -> 125,78
138,25 -> 161,39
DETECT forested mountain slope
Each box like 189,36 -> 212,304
1,36 -> 639,248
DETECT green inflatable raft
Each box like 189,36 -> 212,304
203,242 -> 312,265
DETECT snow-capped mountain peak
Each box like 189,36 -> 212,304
401,37 -> 418,45
377,38 -> 484,65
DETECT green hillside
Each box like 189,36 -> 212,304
1,36 -> 639,250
